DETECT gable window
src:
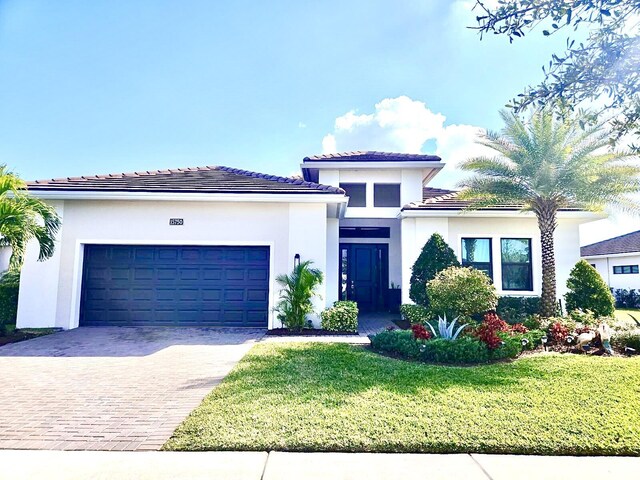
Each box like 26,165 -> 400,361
461,238 -> 493,279
613,265 -> 639,274
340,183 -> 366,207
373,183 -> 401,207
501,238 -> 533,291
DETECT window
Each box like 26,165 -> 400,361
501,238 -> 533,291
340,183 -> 366,207
590,264 -> 596,269
613,265 -> 639,274
461,238 -> 493,279
373,183 -> 401,207
339,227 -> 390,239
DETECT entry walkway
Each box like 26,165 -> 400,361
262,312 -> 400,345
1,450 -> 637,480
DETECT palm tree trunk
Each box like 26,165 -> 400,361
536,205 -> 558,318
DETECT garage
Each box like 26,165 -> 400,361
79,244 -> 270,327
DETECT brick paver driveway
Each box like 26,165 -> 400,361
0,327 -> 264,451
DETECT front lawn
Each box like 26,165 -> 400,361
615,308 -> 640,322
164,343 -> 640,455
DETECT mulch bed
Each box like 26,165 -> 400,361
0,329 -> 59,347
266,328 -> 359,336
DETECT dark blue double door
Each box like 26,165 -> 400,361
340,243 -> 389,312
80,245 -> 270,327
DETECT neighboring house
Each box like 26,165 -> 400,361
16,151 -> 602,330
581,230 -> 640,290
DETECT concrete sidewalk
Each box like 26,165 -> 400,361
1,450 -> 639,480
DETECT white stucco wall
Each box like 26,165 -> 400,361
585,254 -> 640,290
318,168 -> 424,219
17,200 -> 331,330
401,214 -> 584,304
0,247 -> 10,273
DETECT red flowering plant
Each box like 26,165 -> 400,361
474,312 -> 510,350
411,323 -> 432,340
510,323 -> 529,334
548,322 -> 570,344
575,326 -> 592,335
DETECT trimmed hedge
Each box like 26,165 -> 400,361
565,260 -> 615,317
321,301 -> 359,332
0,273 -> 19,331
497,296 -> 540,324
400,304 -> 430,325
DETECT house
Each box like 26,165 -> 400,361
581,230 -> 640,290
16,151 -> 603,330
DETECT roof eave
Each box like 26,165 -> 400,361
26,189 -> 349,204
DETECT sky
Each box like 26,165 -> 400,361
0,0 -> 638,244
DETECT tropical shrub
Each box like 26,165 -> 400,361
474,312 -> 510,350
409,233 -> 459,307
369,330 -> 421,359
611,332 -> 640,352
548,321 -> 570,345
275,260 -> 324,331
565,260 -> 615,317
419,337 -> 490,364
427,266 -> 498,320
425,314 -> 467,340
568,309 -> 598,327
489,333 -> 523,360
613,289 -> 640,309
400,304 -> 430,325
496,296 -> 540,324
410,323 -> 431,340
0,271 -> 19,334
321,300 -> 359,333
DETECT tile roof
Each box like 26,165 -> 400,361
26,166 -> 344,195
581,230 -> 640,256
303,151 -> 441,162
403,187 -> 583,212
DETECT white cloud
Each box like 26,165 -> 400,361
321,95 -> 491,188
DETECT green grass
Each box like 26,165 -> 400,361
164,343 -> 640,455
615,308 -> 640,322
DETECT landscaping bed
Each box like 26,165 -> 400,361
0,326 -> 59,346
164,342 -> 640,455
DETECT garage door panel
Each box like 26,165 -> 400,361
80,245 -> 270,327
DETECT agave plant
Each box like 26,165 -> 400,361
426,314 -> 468,341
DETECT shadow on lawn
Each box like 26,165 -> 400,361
228,342 -> 561,396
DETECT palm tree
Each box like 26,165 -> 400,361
458,109 -> 640,318
0,165 -> 61,272
275,260 -> 324,331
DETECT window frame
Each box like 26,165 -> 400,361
373,183 -> 401,208
500,238 -> 534,292
339,183 -> 367,208
460,237 -> 493,280
613,265 -> 639,275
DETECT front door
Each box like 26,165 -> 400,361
339,244 -> 389,312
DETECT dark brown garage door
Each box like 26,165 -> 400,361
79,245 -> 270,327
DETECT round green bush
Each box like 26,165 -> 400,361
369,330 -> 421,359
321,301 -> 359,332
427,266 -> 498,320
400,304 -> 430,325
565,260 -> 615,317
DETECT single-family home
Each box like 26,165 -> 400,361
581,230 -> 640,290
15,151 -> 602,330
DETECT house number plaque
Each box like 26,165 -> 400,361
169,218 -> 184,226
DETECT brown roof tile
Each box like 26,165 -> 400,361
27,165 -> 344,195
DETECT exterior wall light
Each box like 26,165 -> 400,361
294,254 -> 300,268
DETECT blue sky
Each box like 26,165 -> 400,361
0,0 -> 636,243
